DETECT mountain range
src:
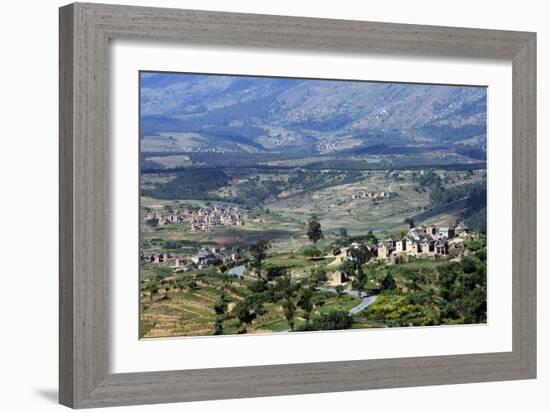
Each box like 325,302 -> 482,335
140,72 -> 487,156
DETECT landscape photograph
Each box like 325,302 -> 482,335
139,71 -> 488,338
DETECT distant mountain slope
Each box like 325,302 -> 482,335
140,72 -> 486,154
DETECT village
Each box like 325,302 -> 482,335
141,244 -> 243,273
141,203 -> 246,274
144,204 -> 245,232
191,205 -> 245,232
323,222 -> 475,287
377,222 -> 471,260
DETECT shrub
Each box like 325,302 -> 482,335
310,311 -> 353,330
302,246 -> 322,258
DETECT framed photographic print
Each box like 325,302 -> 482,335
59,2 -> 536,408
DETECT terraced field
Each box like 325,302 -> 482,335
139,264 -> 363,338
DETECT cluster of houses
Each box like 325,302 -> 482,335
144,208 -> 190,226
316,141 -> 337,152
351,190 -> 390,200
144,205 -> 245,232
141,251 -> 172,265
141,245 -> 242,272
325,222 -> 472,286
377,223 -> 470,260
191,206 -> 245,232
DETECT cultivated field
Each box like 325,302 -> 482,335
139,167 -> 486,338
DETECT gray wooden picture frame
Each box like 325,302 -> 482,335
59,2 -> 536,409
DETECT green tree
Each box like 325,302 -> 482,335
348,243 -> 374,297
340,259 -> 355,276
233,299 -> 256,326
266,266 -> 286,281
307,214 -> 324,244
214,299 -> 227,316
352,273 -> 367,297
275,274 -> 297,330
297,288 -> 314,326
248,279 -> 268,294
311,311 -> 353,330
403,217 -> 415,229
437,251 -> 487,323
213,317 -> 224,335
348,243 -> 373,266
249,239 -> 271,279
148,283 -> 159,303
312,293 -> 326,309
381,273 -> 397,291
302,246 -> 322,259
283,298 -> 296,331
247,293 -> 266,317
364,230 -> 378,245
309,268 -> 327,286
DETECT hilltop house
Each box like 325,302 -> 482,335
420,239 -> 435,254
327,270 -> 350,286
395,239 -> 406,253
377,224 -> 460,260
404,238 -> 422,255
191,249 -> 216,268
377,241 -> 395,259
172,257 -> 195,273
167,213 -> 179,223
454,223 -> 470,237
437,226 -> 454,239
346,243 -> 377,261
151,252 -> 170,264
434,239 -> 448,255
